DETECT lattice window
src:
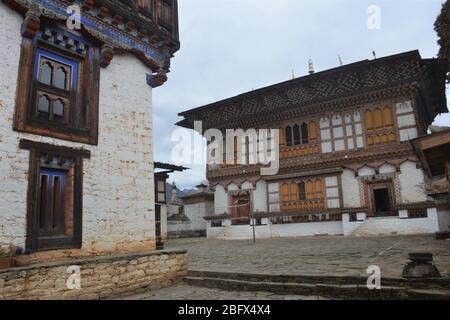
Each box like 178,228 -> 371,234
320,111 -> 364,154
268,183 -> 281,213
396,101 -> 418,142
35,51 -> 76,123
325,176 -> 340,209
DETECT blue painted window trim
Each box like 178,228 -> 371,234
34,48 -> 79,91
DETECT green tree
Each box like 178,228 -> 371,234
435,0 -> 450,82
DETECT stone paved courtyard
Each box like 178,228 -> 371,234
165,234 -> 450,278
121,284 -> 329,300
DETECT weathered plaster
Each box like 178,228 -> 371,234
0,3 -> 156,258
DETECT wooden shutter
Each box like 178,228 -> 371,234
365,110 -> 373,131
309,121 -> 317,142
314,179 -> 323,199
281,183 -> 290,201
374,109 -> 383,129
383,106 -> 393,128
306,180 -> 315,199
290,182 -> 298,201
38,168 -> 67,236
279,127 -> 286,146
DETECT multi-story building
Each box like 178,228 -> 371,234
0,0 -> 186,299
177,50 -> 449,239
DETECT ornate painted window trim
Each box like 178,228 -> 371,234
20,139 -> 90,251
13,19 -> 100,145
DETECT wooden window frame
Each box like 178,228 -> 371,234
364,105 -> 397,147
282,121 -> 316,148
13,25 -> 100,145
280,178 -> 325,211
20,139 -> 90,251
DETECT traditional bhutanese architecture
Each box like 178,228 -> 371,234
0,0 -> 187,299
412,126 -> 450,238
177,50 -> 450,240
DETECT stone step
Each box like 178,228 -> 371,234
187,270 -> 450,292
184,275 -> 450,300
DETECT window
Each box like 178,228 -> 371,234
395,101 -> 418,142
20,139 -> 90,251
324,176 -> 340,209
301,123 -> 309,144
14,26 -> 100,145
285,126 -> 293,146
280,178 -> 324,211
282,121 -> 317,147
293,124 -> 300,145
156,180 -> 166,203
364,106 -> 397,146
34,50 -> 77,124
298,181 -> 306,200
320,111 -> 364,154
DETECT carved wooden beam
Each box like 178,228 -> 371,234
98,6 -> 109,18
112,15 -> 123,26
146,72 -> 168,88
125,21 -> 135,32
100,45 -> 114,68
82,0 -> 95,11
21,12 -> 40,39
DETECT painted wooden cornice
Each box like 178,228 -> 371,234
5,0 -> 179,86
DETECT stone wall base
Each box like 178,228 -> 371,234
168,230 -> 206,239
0,249 -> 187,300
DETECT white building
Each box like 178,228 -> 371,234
177,51 -> 450,240
167,183 -> 214,238
0,0 -> 180,260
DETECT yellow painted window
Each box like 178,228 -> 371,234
365,110 -> 373,131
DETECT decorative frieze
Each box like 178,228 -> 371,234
7,0 -> 179,81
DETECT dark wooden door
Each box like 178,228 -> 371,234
231,196 -> 250,225
371,183 -> 395,217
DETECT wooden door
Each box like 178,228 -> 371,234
231,195 -> 250,225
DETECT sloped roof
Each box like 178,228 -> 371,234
177,50 -> 448,129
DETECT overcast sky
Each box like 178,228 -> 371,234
152,0 -> 450,189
